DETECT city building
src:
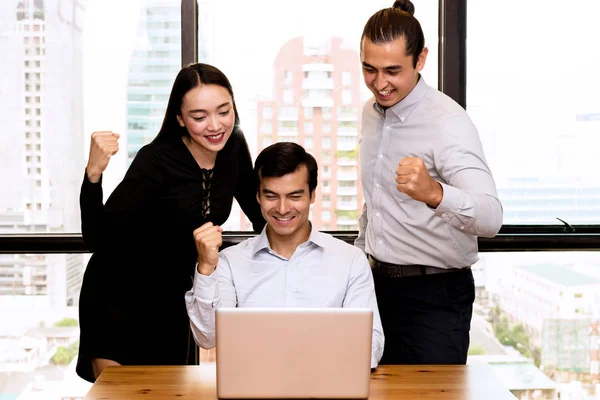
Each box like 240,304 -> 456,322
499,264 -> 600,374
255,36 -> 363,231
468,355 -> 557,400
0,0 -> 86,307
126,0 -> 181,164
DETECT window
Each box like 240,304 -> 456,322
342,89 -> 352,104
278,121 -> 298,132
468,0 -> 600,225
304,122 -> 313,134
342,71 -> 351,85
322,136 -> 331,149
304,107 -> 313,119
278,106 -> 298,119
283,70 -> 293,85
283,89 -> 294,104
304,136 -> 313,148
2,0 -> 184,391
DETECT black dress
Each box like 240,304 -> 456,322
76,129 -> 265,382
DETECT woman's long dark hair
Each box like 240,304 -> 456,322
155,63 -> 240,141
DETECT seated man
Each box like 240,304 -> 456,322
185,142 -> 384,368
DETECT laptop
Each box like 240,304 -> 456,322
215,307 -> 373,399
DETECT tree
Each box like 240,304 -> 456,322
54,318 -> 79,327
51,340 -> 79,365
468,344 -> 486,356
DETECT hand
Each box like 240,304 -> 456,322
193,222 -> 223,275
86,131 -> 120,183
395,157 -> 443,207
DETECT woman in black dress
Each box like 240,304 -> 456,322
76,63 -> 265,382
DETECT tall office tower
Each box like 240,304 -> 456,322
126,0 -> 181,164
0,0 -> 86,307
256,37 -> 363,230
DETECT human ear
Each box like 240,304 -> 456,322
416,47 -> 429,71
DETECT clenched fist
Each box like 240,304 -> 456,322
193,222 -> 224,275
395,157 -> 443,207
86,131 -> 120,183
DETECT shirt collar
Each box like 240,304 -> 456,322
251,222 -> 325,256
372,74 -> 428,124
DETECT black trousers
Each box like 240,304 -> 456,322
374,267 -> 475,365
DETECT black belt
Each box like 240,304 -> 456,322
368,255 -> 468,278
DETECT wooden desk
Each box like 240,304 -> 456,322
84,363 -> 515,399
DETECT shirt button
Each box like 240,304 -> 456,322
378,154 -> 383,159
460,226 -> 465,230
400,117 -> 406,123
375,183 -> 380,188
376,212 -> 380,217
386,126 -> 391,130
378,240 -> 383,244
442,213 -> 448,218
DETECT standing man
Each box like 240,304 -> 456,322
185,142 -> 384,368
356,0 -> 502,364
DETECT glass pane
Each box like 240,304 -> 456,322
0,0 -> 181,234
197,0 -> 439,230
468,251 -> 600,399
0,252 -> 92,398
467,1 -> 600,225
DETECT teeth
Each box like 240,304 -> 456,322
379,90 -> 392,96
208,133 -> 223,139
276,217 -> 292,221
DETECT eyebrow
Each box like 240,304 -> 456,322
262,189 -> 305,196
188,102 -> 231,113
362,62 -> 403,72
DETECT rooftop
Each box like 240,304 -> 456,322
469,355 -> 557,391
518,264 -> 600,287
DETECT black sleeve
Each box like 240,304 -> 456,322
80,145 -> 164,251
233,133 -> 266,233
80,171 -> 104,252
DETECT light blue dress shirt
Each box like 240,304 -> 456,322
356,76 -> 503,268
185,224 -> 384,368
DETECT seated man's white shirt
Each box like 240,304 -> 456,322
185,224 -> 384,368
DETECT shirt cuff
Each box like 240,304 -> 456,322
433,182 -> 461,223
192,267 -> 218,307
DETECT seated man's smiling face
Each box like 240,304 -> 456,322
257,165 -> 315,242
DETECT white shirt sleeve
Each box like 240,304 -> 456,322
434,114 -> 503,238
342,252 -> 384,369
184,253 -> 237,349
